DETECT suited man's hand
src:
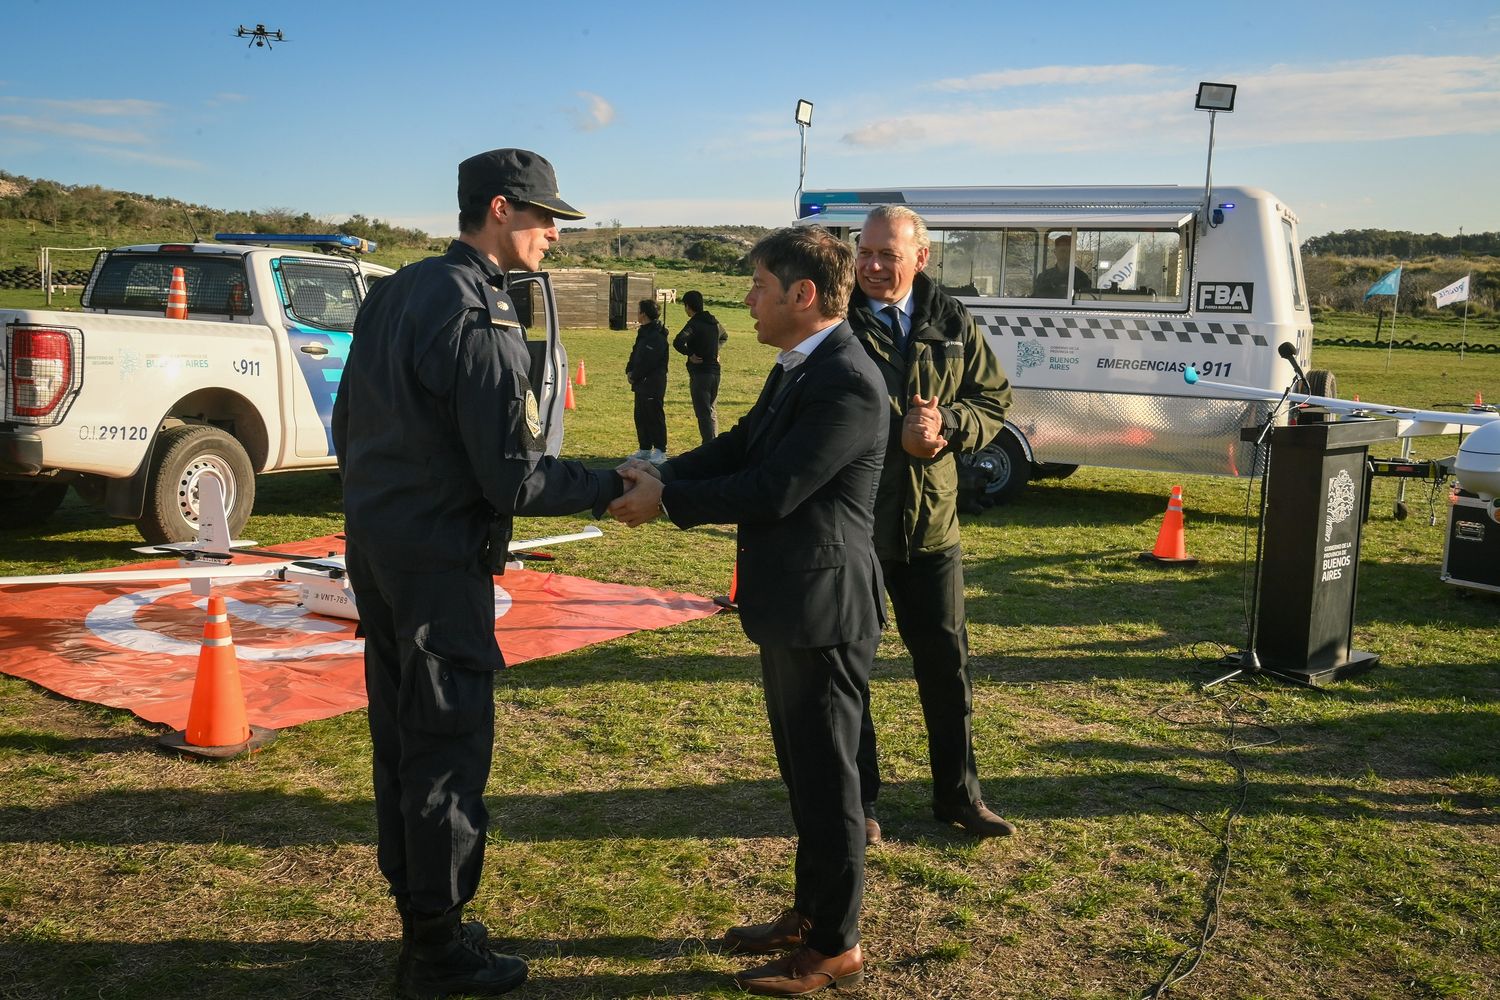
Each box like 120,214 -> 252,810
902,393 -> 948,459
609,468 -> 664,527
616,457 -> 662,480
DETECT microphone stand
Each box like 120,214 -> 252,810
1202,377 -> 1317,690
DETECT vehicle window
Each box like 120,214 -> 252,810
85,253 -> 253,316
1281,217 -> 1305,310
279,260 -> 360,332
924,227 -> 1183,307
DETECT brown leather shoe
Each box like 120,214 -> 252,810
865,816 -> 882,846
933,800 -> 1016,838
734,944 -> 864,996
723,909 -> 810,954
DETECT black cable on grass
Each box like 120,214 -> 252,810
1138,675 -> 1308,1000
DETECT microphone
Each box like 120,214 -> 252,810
1277,341 -> 1309,392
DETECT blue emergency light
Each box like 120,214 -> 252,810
215,233 -> 378,253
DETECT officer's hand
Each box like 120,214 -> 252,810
616,457 -> 663,481
689,354 -> 703,363
902,393 -> 948,459
610,468 -> 664,527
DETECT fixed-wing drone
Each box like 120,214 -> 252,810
1184,362 -> 1500,513
0,472 -> 602,621
235,24 -> 285,48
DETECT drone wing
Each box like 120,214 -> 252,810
0,562 -> 288,588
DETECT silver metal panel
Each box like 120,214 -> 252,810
1010,387 -> 1274,477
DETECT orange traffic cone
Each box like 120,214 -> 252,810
576,359 -> 587,387
564,378 -> 577,410
159,596 -> 276,759
165,266 -> 188,320
713,561 -> 739,611
1476,391 -> 1486,408
1139,485 -> 1198,567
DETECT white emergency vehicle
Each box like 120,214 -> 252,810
798,185 -> 1323,500
1,235 -> 569,542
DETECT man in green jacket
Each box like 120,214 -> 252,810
847,204 -> 1015,842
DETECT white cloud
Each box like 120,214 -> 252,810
0,114 -> 148,145
33,97 -> 164,116
569,91 -> 615,132
79,145 -> 202,170
928,63 -> 1163,93
840,54 -> 1500,152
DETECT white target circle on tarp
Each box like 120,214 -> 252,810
84,582 -> 514,660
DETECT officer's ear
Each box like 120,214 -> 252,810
488,194 -> 512,226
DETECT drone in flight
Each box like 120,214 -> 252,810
235,24 -> 286,48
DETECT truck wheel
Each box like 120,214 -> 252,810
0,481 -> 69,529
1297,369 -> 1338,424
977,432 -> 1032,506
137,425 -> 256,544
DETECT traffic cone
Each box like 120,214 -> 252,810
713,561 -> 739,611
564,378 -> 577,411
1138,485 -> 1198,567
165,266 -> 188,320
1476,391 -> 1486,408
159,596 -> 276,759
576,359 -> 587,387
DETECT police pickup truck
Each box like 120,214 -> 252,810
1,234 -> 569,542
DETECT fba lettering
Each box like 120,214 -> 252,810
1195,282 -> 1254,312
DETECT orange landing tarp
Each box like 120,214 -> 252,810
0,534 -> 718,731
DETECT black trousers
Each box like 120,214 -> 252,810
760,637 -> 876,957
687,367 -> 720,445
346,543 -> 501,917
632,383 -> 666,451
858,544 -> 982,811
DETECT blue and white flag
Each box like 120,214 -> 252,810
1364,266 -> 1402,300
1432,275 -> 1470,308
1099,243 -> 1140,290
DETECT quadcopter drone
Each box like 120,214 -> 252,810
235,24 -> 286,48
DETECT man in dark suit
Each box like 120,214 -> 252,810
610,226 -> 886,996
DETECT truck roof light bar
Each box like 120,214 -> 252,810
213,233 -> 378,254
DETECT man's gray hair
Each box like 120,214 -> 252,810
865,204 -> 930,252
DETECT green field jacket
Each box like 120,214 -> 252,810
848,273 -> 1012,561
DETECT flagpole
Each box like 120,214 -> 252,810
1385,295 -> 1396,371
1460,272 -> 1470,363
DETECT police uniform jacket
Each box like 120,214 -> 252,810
848,272 -> 1012,561
672,310 -> 726,372
333,240 -> 615,572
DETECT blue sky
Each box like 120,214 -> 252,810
3,1 -> 1497,239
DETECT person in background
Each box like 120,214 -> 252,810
672,289 -> 729,444
1032,233 -> 1092,299
626,298 -> 669,462
847,204 -> 1016,844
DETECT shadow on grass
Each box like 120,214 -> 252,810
0,938 -> 734,1000
3,758 -> 1492,852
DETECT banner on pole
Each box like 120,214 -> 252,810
1099,243 -> 1141,290
1432,275 -> 1470,308
1364,266 -> 1403,300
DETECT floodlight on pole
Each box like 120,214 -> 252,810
1196,82 -> 1237,230
794,99 -> 814,217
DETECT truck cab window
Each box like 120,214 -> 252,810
279,260 -> 360,332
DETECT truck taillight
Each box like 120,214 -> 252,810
6,325 -> 84,425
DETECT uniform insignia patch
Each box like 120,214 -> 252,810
485,285 -> 522,329
524,389 -> 541,437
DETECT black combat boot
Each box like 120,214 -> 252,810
396,910 -> 527,999
394,899 -> 491,985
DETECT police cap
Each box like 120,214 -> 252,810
457,148 -> 585,221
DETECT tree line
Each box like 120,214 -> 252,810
0,172 -> 434,250
1303,229 -> 1498,258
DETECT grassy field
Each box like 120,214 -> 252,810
1,287 -> 1498,999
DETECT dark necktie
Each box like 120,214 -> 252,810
883,305 -> 906,352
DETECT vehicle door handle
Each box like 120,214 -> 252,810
300,344 -> 329,358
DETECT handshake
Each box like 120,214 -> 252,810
607,456 -> 666,528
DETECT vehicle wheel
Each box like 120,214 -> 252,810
1297,369 -> 1338,424
137,425 -> 256,544
976,432 -> 1032,506
0,480 -> 69,529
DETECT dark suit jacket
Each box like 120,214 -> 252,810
659,322 -> 888,649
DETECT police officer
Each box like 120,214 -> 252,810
332,148 -> 624,999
